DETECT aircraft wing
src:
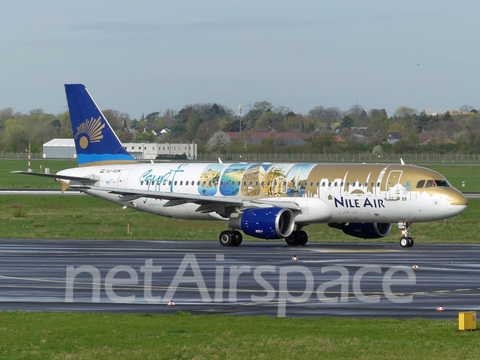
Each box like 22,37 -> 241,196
89,185 -> 301,214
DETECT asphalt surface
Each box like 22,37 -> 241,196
1,239 -> 479,318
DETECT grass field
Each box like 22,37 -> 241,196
0,194 -> 478,243
0,312 -> 479,360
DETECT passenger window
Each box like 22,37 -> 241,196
334,182 -> 337,187
243,181 -> 247,186
316,182 -> 320,187
174,181 -> 177,185
310,182 -> 313,187
267,181 -> 271,186
322,182 -> 325,187
328,182 -> 332,187
186,181 -> 189,186
346,182 -> 350,187
425,180 -> 435,188
416,180 -> 425,188
341,182 -> 344,186
352,182 -> 356,187
364,182 -> 368,187
371,182 -> 374,188
377,182 -> 380,187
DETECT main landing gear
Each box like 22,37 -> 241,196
285,226 -> 308,246
399,221 -> 414,248
219,230 -> 243,246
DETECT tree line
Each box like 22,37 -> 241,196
1,101 -> 480,155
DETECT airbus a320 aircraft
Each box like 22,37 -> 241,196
19,84 -> 468,247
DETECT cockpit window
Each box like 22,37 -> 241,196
416,180 -> 425,188
425,180 -> 435,188
435,180 -> 449,187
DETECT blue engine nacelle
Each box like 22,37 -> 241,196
328,222 -> 392,239
227,207 -> 295,239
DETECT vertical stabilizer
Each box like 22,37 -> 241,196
65,84 -> 136,167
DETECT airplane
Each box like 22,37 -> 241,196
17,84 -> 468,247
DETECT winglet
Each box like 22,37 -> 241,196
400,158 -> 405,165
218,157 -> 223,164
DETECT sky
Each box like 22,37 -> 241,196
1,1 -> 480,119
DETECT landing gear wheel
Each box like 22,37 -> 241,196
285,233 -> 296,246
285,231 -> 309,246
407,237 -> 414,247
400,237 -> 409,248
298,230 -> 308,246
231,230 -> 243,246
219,231 -> 233,246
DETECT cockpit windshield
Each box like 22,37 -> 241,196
434,180 -> 449,187
417,179 -> 450,188
425,180 -> 435,188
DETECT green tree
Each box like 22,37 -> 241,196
340,115 -> 355,129
170,121 -> 188,139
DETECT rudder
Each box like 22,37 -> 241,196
65,84 -> 136,167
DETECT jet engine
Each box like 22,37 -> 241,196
328,222 -> 392,239
227,207 -> 295,239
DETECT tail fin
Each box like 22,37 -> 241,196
65,84 -> 136,167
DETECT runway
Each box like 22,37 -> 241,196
1,239 -> 480,318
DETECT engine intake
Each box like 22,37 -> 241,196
328,222 -> 392,239
227,207 -> 295,239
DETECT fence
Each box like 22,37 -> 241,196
2,152 -> 480,163
196,152 -> 480,163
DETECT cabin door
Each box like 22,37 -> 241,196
384,170 -> 402,201
117,170 -> 132,189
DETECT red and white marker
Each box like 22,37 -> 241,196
168,300 -> 175,307
436,306 -> 445,312
412,264 -> 419,270
291,255 -> 298,261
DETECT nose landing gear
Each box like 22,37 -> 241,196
399,222 -> 414,248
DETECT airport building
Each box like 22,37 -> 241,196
43,138 -> 77,159
42,138 -> 197,160
122,142 -> 197,160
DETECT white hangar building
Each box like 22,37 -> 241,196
42,138 -> 76,159
42,139 -> 197,160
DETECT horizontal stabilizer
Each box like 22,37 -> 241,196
12,171 -> 98,184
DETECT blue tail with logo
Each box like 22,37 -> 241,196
65,84 -> 136,167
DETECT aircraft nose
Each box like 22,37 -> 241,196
448,190 -> 468,216
449,190 -> 468,206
